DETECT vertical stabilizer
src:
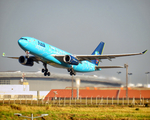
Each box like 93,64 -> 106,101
91,41 -> 105,66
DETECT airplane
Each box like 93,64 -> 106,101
2,37 -> 147,76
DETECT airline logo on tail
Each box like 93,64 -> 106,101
95,51 -> 100,64
95,51 -> 99,55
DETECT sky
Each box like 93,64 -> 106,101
0,0 -> 150,85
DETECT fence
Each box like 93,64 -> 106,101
0,97 -> 149,106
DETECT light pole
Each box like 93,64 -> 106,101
14,113 -> 48,120
145,72 -> 150,86
124,64 -> 128,100
128,73 -> 133,84
71,75 -> 74,100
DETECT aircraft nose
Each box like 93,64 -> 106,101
18,39 -> 23,47
18,39 -> 21,45
18,38 -> 28,47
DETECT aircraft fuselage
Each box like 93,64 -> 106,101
18,37 -> 96,73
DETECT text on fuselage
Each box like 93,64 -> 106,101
38,41 -> 45,47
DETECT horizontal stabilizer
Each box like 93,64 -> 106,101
96,66 -> 124,70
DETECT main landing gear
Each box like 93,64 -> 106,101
42,63 -> 50,76
68,68 -> 76,76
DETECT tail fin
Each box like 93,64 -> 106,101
91,41 -> 105,66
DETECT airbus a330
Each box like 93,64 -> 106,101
2,37 -> 147,76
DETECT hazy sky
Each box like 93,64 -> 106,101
0,0 -> 150,85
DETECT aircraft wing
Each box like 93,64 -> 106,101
52,50 -> 147,62
2,53 -> 41,63
5,56 -> 19,59
76,50 -> 147,61
2,53 -> 19,59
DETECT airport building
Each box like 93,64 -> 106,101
0,71 -> 122,100
0,72 -> 150,100
45,87 -> 150,100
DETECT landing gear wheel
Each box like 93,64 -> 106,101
70,72 -> 73,76
68,68 -> 76,76
67,69 -> 70,72
44,72 -> 47,76
47,72 -> 50,76
42,69 -> 45,73
42,63 -> 51,76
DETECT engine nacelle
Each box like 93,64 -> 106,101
63,55 -> 79,65
19,56 -> 34,66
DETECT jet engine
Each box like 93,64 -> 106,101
19,56 -> 34,66
63,55 -> 79,65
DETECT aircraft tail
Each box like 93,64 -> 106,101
91,41 -> 105,66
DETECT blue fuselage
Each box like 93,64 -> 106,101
18,37 -> 98,72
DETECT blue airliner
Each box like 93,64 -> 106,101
3,37 -> 147,76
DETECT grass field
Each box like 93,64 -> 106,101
0,104 -> 150,120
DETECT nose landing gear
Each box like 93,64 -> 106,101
42,63 -> 50,76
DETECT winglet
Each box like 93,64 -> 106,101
2,53 -> 5,57
142,50 -> 147,54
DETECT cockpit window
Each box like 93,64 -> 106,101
20,38 -> 27,40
